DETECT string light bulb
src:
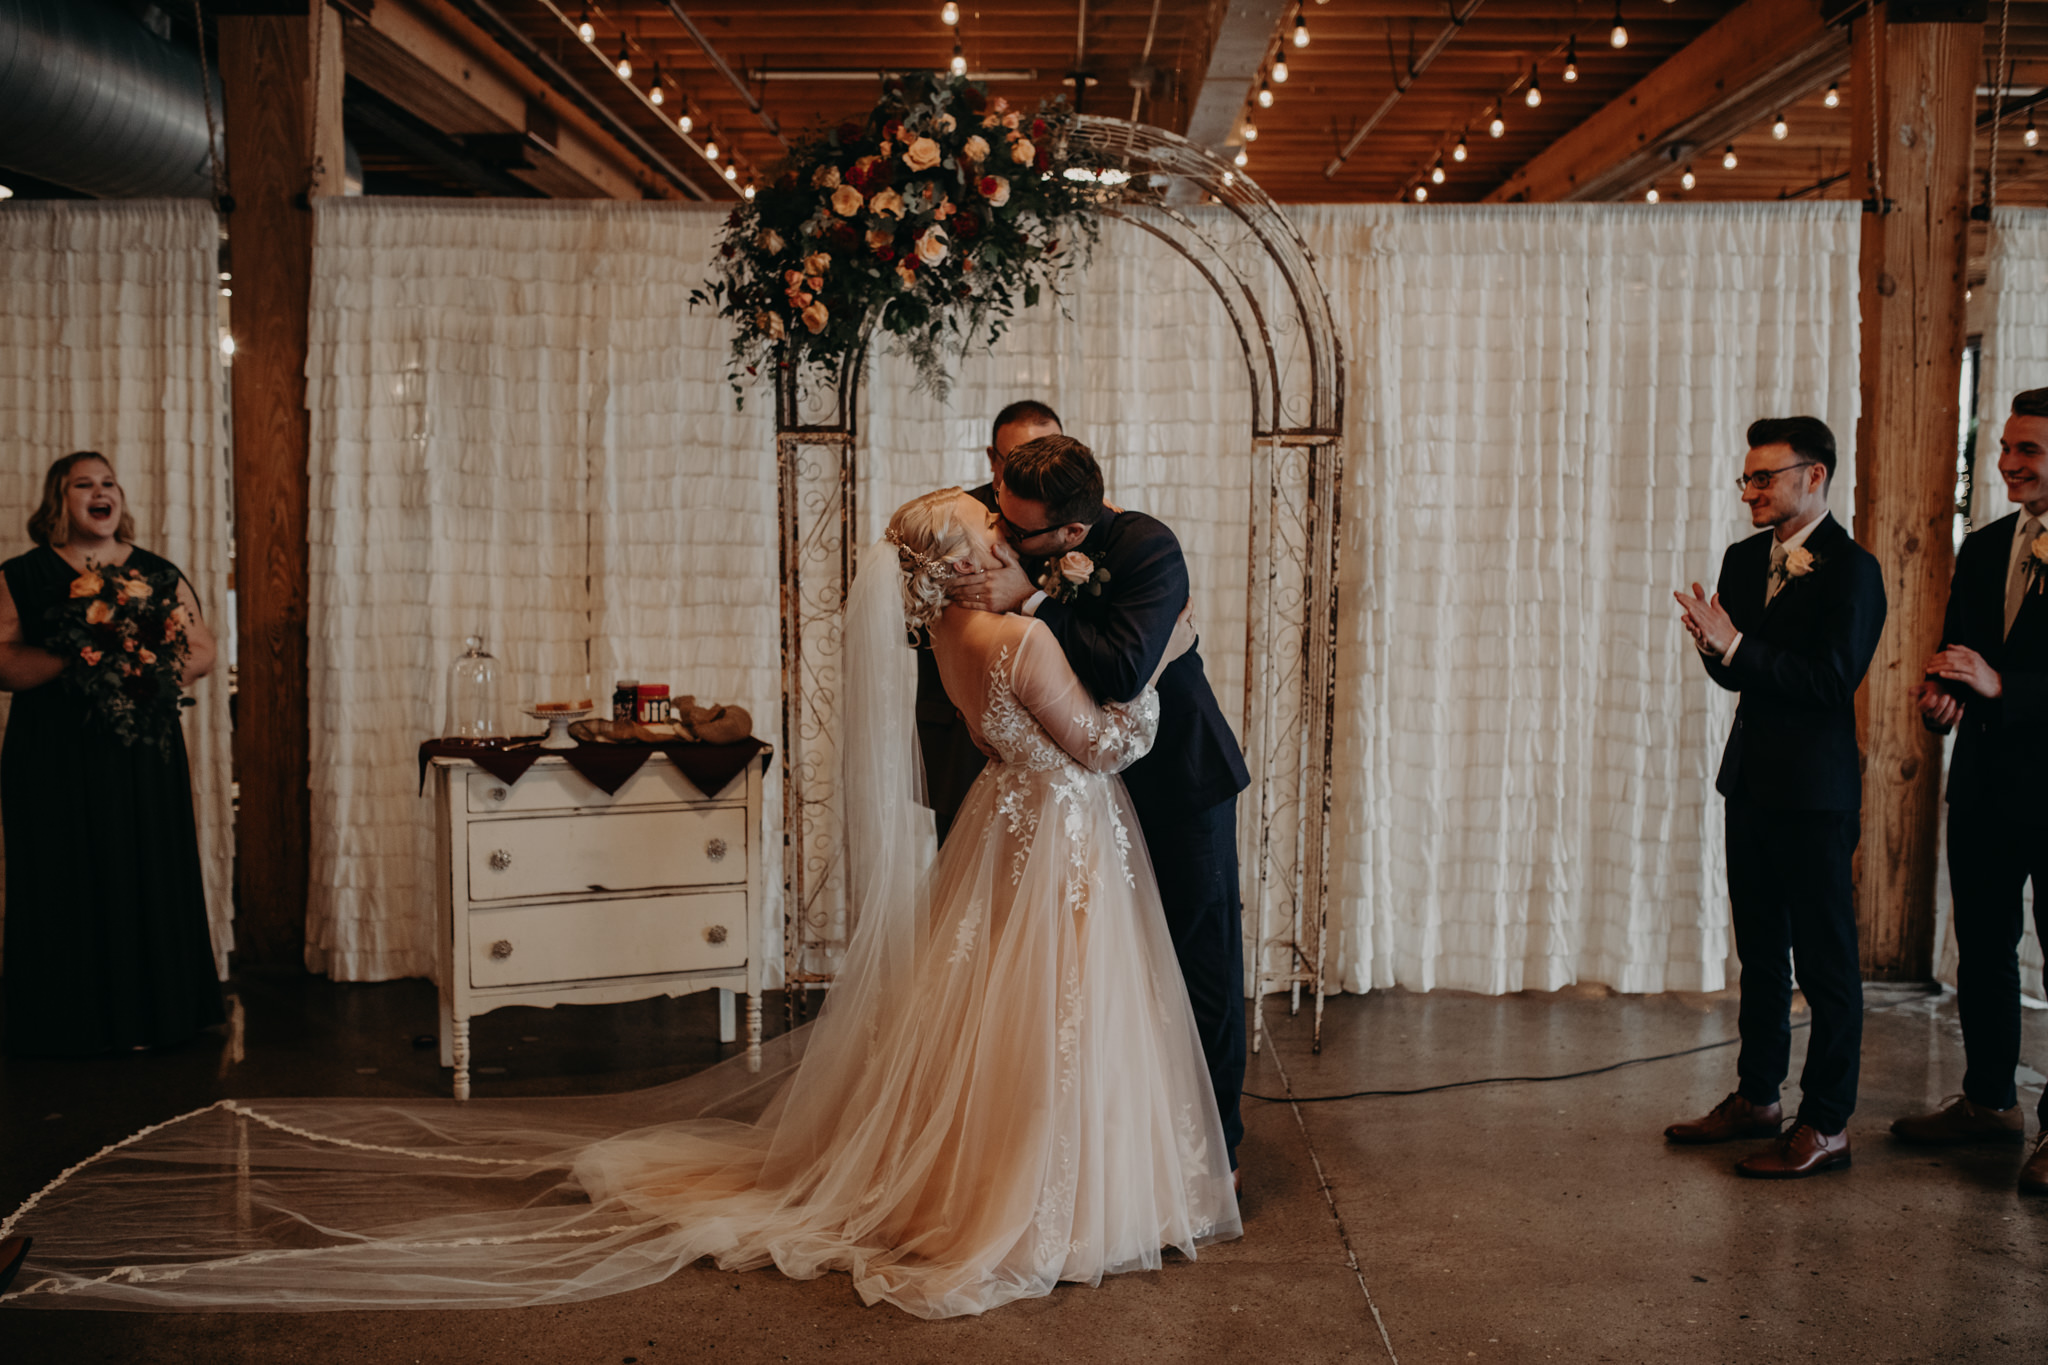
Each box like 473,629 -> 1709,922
1293,6 -> 1309,48
704,138 -> 719,160
1257,79 -> 1275,108
941,1 -> 959,23
1453,134 -> 1469,162
679,110 -> 693,134
1771,112 -> 1788,140
1525,67 -> 1542,108
1242,117 -> 1258,142
1272,57 -> 1289,83
2028,110 -> 2041,148
650,65 -> 664,105
1722,144 -> 1737,170
724,164 -> 738,181
1413,184 -> 1428,203
1645,187 -> 1659,203
1823,82 -> 1840,109
1430,159 -> 1445,184
577,6 -> 594,43
1489,105 -> 1505,138
951,43 -> 966,76
1610,1 -> 1628,49
615,39 -> 632,81
1680,164 -> 1695,190
1234,147 -> 1248,168
743,184 -> 756,200
1564,37 -> 1578,83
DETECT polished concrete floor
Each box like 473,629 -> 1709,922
1,973 -> 2043,1363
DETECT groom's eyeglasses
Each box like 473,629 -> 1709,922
1734,461 -> 1817,493
999,512 -> 1063,543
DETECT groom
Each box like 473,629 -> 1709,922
950,434 -> 1252,1173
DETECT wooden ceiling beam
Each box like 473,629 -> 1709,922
1484,0 -> 1851,203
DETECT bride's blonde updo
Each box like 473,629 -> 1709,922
885,487 -> 976,629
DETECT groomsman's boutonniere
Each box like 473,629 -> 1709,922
2027,530 -> 2048,595
1037,551 -> 1111,604
1772,545 -> 1818,592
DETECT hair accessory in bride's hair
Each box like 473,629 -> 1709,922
885,527 -> 957,631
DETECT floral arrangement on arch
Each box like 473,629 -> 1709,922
695,72 -> 1102,400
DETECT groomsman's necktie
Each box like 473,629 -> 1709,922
2010,515 -> 2043,638
1766,539 -> 1788,606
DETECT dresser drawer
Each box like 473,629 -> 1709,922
469,890 -> 747,988
467,807 -> 745,901
466,761 -> 734,814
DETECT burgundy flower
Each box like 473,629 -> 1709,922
961,85 -> 987,114
882,118 -> 903,143
875,244 -> 897,262
1031,117 -> 1049,141
837,120 -> 864,145
1035,146 -> 1051,173
952,210 -> 980,239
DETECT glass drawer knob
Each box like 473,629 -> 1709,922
488,849 -> 513,870
705,925 -> 729,945
706,838 -> 728,861
490,939 -> 514,959
489,787 -> 508,802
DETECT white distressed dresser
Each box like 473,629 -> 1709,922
429,751 -> 766,1099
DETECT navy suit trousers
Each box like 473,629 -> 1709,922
1949,802 -> 2048,1122
1138,794 -> 1245,1166
1726,799 -> 1863,1134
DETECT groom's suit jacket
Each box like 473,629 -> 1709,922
1939,510 -> 2048,809
1700,512 -> 1886,812
1033,508 -> 1250,818
914,482 -> 1001,840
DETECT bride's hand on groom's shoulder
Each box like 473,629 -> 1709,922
947,542 -> 1035,614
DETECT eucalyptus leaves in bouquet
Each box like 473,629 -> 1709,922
695,72 -> 1101,401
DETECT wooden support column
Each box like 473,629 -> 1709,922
219,4 -> 341,968
1849,3 -> 1976,981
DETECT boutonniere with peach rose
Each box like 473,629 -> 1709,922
692,70 -> 1100,404
44,561 -> 193,755
2026,528 -> 2048,595
1771,544 -> 1819,592
1036,550 -> 1111,604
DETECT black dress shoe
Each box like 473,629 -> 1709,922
0,1235 -> 31,1295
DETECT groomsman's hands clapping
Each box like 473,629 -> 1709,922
1674,581 -> 1737,657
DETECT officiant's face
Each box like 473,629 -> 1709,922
988,415 -> 1061,480
1997,415 -> 2048,513
1740,441 -> 1824,529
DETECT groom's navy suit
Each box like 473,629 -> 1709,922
1033,506 -> 1252,1164
915,482 -> 1001,842
1937,511 -> 2048,1123
1699,512 -> 1885,1134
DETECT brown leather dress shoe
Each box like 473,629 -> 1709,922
1735,1121 -> 1851,1179
1892,1095 -> 2025,1145
2020,1133 -> 2048,1197
1666,1093 -> 1783,1145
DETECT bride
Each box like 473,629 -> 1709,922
0,488 -> 1240,1319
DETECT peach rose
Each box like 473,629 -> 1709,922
1057,551 -> 1093,585
756,228 -> 785,255
85,600 -> 114,626
2031,531 -> 2048,564
69,572 -> 103,599
1009,137 -> 1035,166
802,251 -> 831,277
800,299 -> 829,334
935,113 -> 957,133
935,197 -> 956,220
1001,111 -> 1021,130
895,260 -> 918,288
980,113 -> 1002,130
869,187 -> 906,218
903,136 -> 942,172
1784,546 -> 1815,578
79,646 -> 101,666
831,184 -> 864,217
122,636 -> 137,652
757,310 -> 787,341
138,647 -> 156,665
124,577 -> 152,600
914,226 -> 950,267
866,226 -> 893,249
812,164 -> 842,190
980,175 -> 1011,207
962,134 -> 990,164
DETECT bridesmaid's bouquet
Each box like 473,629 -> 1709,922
44,562 -> 192,755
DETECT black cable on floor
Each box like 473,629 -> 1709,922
1247,991 -> 1946,1104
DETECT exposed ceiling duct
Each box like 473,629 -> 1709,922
0,0 -> 222,199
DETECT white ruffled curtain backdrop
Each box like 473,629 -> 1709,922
305,201 -> 777,982
0,199 -> 234,976
302,199 -> 1865,1001
1305,202 -> 1862,996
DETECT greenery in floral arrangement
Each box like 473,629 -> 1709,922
693,72 -> 1102,403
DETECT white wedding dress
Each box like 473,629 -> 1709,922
0,547 -> 1239,1319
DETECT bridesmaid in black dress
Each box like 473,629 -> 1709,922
0,451 -> 223,1056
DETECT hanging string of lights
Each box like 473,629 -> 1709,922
552,0 -> 748,196
1232,5 -> 1314,174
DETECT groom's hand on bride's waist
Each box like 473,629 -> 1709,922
948,542 -> 1036,614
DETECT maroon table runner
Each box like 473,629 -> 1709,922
419,736 -> 772,799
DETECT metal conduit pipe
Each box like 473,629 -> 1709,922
0,0 -> 222,199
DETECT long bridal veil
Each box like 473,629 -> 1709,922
0,543 -> 932,1313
